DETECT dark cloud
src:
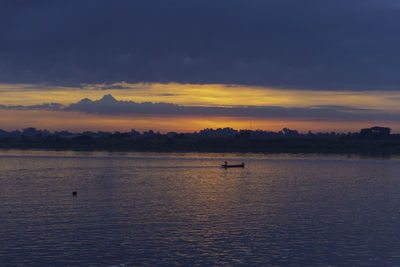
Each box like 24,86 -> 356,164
157,93 -> 180,97
310,105 -> 372,111
1,0 -> 400,90
64,95 -> 396,121
1,94 -> 397,122
101,85 -> 130,90
0,102 -> 63,110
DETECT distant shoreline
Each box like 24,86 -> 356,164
1,126 -> 399,155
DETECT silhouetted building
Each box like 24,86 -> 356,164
359,126 -> 391,139
282,128 -> 299,137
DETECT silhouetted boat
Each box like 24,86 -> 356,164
221,162 -> 245,168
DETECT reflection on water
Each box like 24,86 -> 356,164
1,151 -> 400,265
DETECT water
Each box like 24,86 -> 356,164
1,150 -> 400,266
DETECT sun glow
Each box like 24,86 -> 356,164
0,109 -> 398,133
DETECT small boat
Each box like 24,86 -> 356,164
221,162 -> 245,168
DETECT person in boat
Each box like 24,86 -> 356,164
222,161 -> 245,168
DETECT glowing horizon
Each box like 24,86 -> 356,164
0,82 -> 400,133
1,82 -> 400,111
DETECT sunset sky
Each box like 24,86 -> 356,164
1,0 -> 400,133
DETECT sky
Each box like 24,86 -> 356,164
1,0 -> 400,133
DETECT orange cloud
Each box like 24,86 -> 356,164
1,82 -> 400,111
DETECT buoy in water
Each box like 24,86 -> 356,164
72,191 -> 77,196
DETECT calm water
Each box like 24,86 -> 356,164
1,150 -> 400,266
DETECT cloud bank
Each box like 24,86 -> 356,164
0,94 -> 397,122
1,0 -> 400,90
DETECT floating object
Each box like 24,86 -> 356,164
221,162 -> 245,168
72,191 -> 77,196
